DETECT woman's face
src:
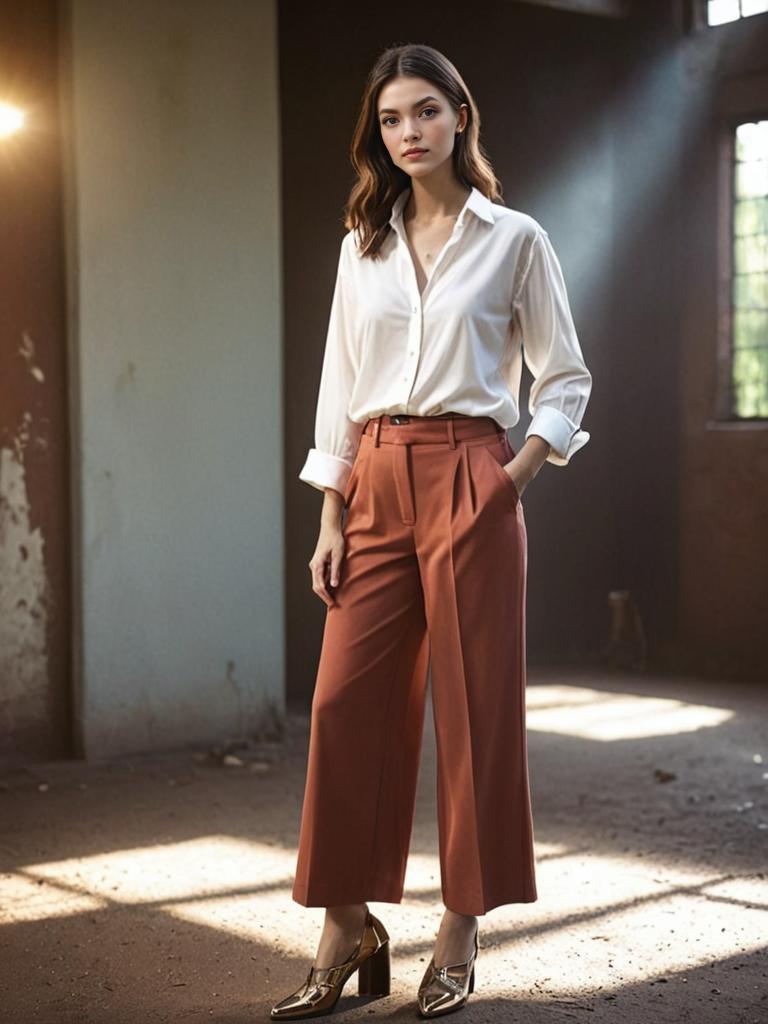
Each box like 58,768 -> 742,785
377,76 -> 467,179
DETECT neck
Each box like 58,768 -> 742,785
405,175 -> 471,225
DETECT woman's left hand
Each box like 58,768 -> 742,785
503,464 -> 527,498
503,434 -> 551,498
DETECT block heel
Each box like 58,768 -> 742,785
357,938 -> 390,996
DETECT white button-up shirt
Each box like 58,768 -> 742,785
299,185 -> 592,495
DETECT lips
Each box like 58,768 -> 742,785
404,148 -> 427,156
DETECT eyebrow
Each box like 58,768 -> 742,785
378,95 -> 440,115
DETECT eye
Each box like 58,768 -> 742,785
381,106 -> 439,128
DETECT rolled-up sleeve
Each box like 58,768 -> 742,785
513,228 -> 593,466
298,233 -> 363,495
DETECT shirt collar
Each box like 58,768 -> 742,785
388,185 -> 495,231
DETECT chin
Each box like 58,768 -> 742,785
402,162 -> 433,176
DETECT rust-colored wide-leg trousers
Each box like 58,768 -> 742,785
292,413 -> 537,916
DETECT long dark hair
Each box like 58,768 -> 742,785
344,44 -> 504,259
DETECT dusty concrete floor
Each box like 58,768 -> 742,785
0,666 -> 766,1024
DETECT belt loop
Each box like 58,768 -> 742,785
374,415 -> 382,447
447,417 -> 456,449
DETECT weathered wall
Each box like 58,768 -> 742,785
0,1 -> 71,763
62,0 -> 285,757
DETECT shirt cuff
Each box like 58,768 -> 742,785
299,448 -> 353,495
525,406 -> 590,466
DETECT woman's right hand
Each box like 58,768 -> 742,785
308,489 -> 347,606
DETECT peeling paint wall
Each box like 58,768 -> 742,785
0,0 -> 71,763
63,0 -> 285,758
0,444 -> 50,735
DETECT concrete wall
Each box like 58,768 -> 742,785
62,0 -> 284,757
0,0 -> 71,764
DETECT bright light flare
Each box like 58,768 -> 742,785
0,102 -> 25,138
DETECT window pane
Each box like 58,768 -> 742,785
734,197 -> 768,236
733,272 -> 768,309
732,348 -> 768,417
733,232 -> 768,274
741,0 -> 768,16
733,308 -> 768,349
734,159 -> 768,199
735,121 -> 768,163
708,0 -> 741,24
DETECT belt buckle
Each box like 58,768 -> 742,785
390,414 -> 410,424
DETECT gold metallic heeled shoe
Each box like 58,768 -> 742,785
416,923 -> 479,1018
270,910 -> 390,1020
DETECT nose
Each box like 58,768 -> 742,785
403,118 -> 421,142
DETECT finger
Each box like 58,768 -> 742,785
313,576 -> 333,606
310,562 -> 334,607
329,551 -> 343,589
322,558 -> 338,605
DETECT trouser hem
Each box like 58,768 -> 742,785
292,880 -> 405,908
292,881 -> 539,914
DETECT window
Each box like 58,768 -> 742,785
730,120 -> 768,418
707,0 -> 768,25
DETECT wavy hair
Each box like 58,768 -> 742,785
343,44 -> 504,259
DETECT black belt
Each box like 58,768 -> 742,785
383,412 -> 470,425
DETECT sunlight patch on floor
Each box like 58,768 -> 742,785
526,684 -> 733,740
0,871 -> 106,922
17,836 -> 288,909
9,832 -> 763,1001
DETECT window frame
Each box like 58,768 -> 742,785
714,112 -> 768,423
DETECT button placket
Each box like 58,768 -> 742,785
402,298 -> 421,390
422,214 -> 466,288
395,213 -> 468,409
397,240 -> 423,400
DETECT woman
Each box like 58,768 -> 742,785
272,43 -> 592,1020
